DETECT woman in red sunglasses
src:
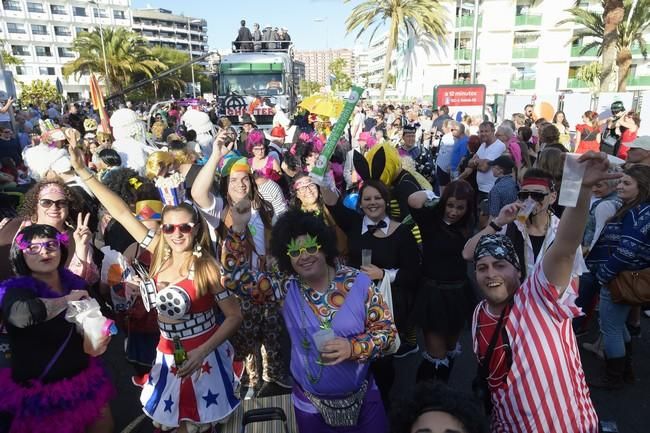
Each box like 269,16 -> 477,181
0,179 -> 97,283
67,140 -> 243,433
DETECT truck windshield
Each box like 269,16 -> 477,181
220,73 -> 284,96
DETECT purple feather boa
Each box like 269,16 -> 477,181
0,358 -> 115,433
0,269 -> 87,305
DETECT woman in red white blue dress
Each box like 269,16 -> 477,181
68,141 -> 243,433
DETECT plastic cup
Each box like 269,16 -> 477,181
361,249 -> 372,267
517,197 -> 536,223
312,328 -> 335,352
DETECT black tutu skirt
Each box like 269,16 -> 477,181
414,278 -> 475,335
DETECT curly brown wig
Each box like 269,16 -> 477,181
18,178 -> 83,226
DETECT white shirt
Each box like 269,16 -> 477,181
476,139 -> 506,193
361,215 -> 390,235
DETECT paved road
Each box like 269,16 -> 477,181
106,316 -> 650,433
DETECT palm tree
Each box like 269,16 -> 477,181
345,0 -> 447,100
62,28 -> 167,95
559,0 -> 648,91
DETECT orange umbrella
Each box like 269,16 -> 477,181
90,74 -> 111,134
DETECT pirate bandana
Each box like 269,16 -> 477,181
473,234 -> 521,271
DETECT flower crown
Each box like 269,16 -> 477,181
15,231 -> 69,250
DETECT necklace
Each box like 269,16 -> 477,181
297,268 -> 334,384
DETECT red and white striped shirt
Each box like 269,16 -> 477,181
472,263 -> 599,433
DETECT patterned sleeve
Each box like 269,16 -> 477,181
220,228 -> 285,304
597,207 -> 650,284
349,282 -> 397,362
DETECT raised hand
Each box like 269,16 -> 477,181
68,141 -> 87,172
578,151 -> 622,188
494,202 -> 523,227
231,198 -> 252,233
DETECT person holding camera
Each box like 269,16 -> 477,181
468,151 -> 619,432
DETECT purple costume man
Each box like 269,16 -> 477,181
221,212 -> 396,433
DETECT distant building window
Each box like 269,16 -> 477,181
38,67 -> 56,75
2,0 -> 21,11
16,66 -> 32,75
6,23 -> 25,34
50,4 -> 66,15
11,45 -> 30,56
54,26 -> 71,36
26,2 -> 44,12
35,46 -> 52,56
32,24 -> 48,35
75,27 -> 89,35
93,8 -> 107,18
73,6 -> 86,16
113,10 -> 125,20
57,47 -> 75,58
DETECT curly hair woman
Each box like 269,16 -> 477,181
0,179 -> 96,282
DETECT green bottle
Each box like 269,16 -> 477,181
173,336 -> 187,365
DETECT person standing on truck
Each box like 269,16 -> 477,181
252,23 -> 263,52
235,19 -> 253,51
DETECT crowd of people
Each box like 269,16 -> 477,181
0,89 -> 647,433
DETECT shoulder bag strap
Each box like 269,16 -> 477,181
478,304 -> 510,380
38,325 -> 74,381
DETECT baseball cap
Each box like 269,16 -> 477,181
628,136 -> 650,151
489,155 -> 515,172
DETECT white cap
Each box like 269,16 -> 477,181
628,136 -> 650,151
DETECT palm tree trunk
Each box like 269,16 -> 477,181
599,0 -> 624,92
380,20 -> 398,101
616,48 -> 632,91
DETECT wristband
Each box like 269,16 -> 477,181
80,171 -> 95,182
138,229 -> 155,249
489,221 -> 502,232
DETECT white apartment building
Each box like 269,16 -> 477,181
294,48 -> 355,85
131,8 -> 208,59
1,0 -> 132,99
396,0 -> 650,98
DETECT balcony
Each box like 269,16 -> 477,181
631,43 -> 643,55
627,75 -> 650,86
456,15 -> 482,28
454,48 -> 480,61
511,79 -> 536,90
512,47 -> 539,59
515,14 -> 542,26
567,78 -> 589,88
571,46 -> 598,57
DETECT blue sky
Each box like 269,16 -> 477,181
132,0 -> 371,51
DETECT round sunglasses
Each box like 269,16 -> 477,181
161,222 -> 195,235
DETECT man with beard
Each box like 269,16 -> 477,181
468,151 -> 618,433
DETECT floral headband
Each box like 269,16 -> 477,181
15,231 -> 69,250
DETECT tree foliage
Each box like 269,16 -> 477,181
299,80 -> 322,97
0,39 -> 22,67
345,0 -> 447,100
62,28 -> 167,95
18,79 -> 59,110
576,62 -> 603,92
329,58 -> 352,92
559,0 -> 648,91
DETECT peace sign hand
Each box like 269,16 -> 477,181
73,213 -> 92,259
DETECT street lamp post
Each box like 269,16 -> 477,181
187,18 -> 202,98
89,0 -> 111,95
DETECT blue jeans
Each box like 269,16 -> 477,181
599,284 -> 631,358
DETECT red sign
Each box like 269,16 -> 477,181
435,85 -> 486,107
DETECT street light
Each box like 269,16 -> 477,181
88,0 -> 111,95
187,18 -> 202,98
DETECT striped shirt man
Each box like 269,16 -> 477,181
472,263 -> 599,432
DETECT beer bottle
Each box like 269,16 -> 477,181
173,336 -> 187,365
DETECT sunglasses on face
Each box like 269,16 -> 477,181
161,222 -> 195,235
286,244 -> 321,259
21,239 -> 61,255
39,198 -> 69,209
517,191 -> 548,203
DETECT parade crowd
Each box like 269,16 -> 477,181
0,91 -> 648,433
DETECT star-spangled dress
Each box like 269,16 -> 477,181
139,275 -> 239,428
